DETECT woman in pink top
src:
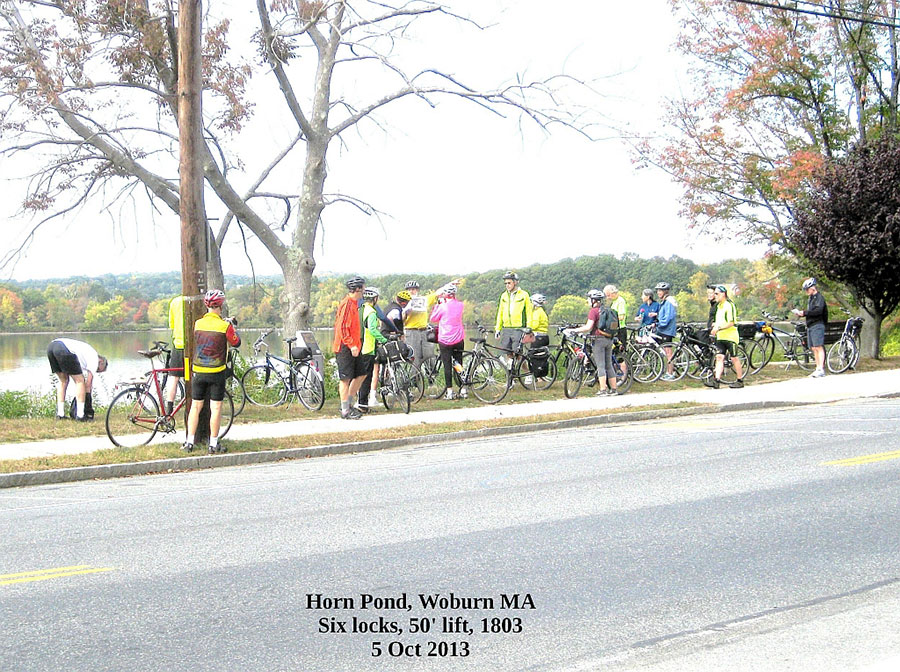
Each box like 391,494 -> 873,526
429,285 -> 467,399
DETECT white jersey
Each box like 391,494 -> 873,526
56,338 -> 101,373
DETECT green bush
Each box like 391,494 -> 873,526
0,389 -> 57,418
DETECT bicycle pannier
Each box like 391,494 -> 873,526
291,345 -> 311,361
529,346 -> 550,377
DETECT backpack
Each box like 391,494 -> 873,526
605,307 -> 620,334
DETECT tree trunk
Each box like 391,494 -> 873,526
860,306 -> 883,359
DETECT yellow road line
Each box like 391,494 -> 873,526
823,449 -> 900,466
0,565 -> 115,586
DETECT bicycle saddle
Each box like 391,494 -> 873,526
137,349 -> 162,359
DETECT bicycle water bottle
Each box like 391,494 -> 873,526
453,361 -> 463,375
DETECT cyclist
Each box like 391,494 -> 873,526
495,271 -> 533,360
384,290 -> 411,336
635,289 -> 658,327
47,338 -> 108,421
567,289 -> 619,396
705,284 -> 745,389
429,284 -> 467,400
529,293 -> 550,348
164,294 -> 186,417
605,284 -> 628,376
333,276 -> 366,419
705,284 -> 718,330
792,277 -> 828,378
655,282 -> 678,380
403,278 -> 463,367
357,287 -> 388,413
182,290 -> 241,454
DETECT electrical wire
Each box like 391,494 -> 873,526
729,0 -> 900,29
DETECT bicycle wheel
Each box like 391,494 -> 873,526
226,373 -> 246,416
743,339 -> 767,375
719,343 -> 748,384
218,389 -> 235,439
629,345 -> 664,383
392,365 -> 412,414
564,356 -> 585,399
421,355 -> 447,400
398,360 -> 425,404
470,355 -> 510,404
614,356 -> 634,394
758,334 -> 775,368
294,362 -> 326,410
669,347 -> 691,381
528,355 -> 557,390
791,339 -> 816,371
106,386 -> 159,448
827,337 -> 857,374
242,364 -> 288,407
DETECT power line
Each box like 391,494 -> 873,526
729,0 -> 900,29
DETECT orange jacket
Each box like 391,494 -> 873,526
332,295 -> 362,353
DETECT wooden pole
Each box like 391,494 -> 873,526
178,0 -> 210,443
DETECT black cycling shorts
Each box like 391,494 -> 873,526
657,334 -> 674,344
190,371 -> 226,402
47,340 -> 82,376
166,348 -> 185,375
335,345 -> 366,381
715,340 -> 738,358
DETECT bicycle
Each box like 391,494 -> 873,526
671,323 -> 748,384
105,346 -> 234,448
624,324 -> 667,384
241,330 -> 326,411
750,311 -> 817,372
374,335 -> 414,414
421,323 -> 510,403
827,308 -> 864,374
484,326 -> 557,391
561,328 -> 633,399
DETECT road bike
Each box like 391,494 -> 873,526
421,323 -> 510,403
374,336 -> 414,413
827,308 -> 864,374
241,330 -> 325,411
105,346 -> 234,448
561,330 -> 633,399
748,312 -> 817,373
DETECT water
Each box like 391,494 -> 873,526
0,329 -> 332,403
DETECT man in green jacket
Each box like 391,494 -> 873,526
358,287 -> 388,412
495,271 -> 533,357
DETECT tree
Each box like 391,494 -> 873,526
2,1 -> 599,334
549,295 -> 588,326
640,0 -> 899,250
788,134 -> 900,357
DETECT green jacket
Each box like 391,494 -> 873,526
361,303 -> 387,355
495,288 -> 533,331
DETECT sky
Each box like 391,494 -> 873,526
1,0 -> 769,283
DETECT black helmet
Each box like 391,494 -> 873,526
502,271 -> 519,281
587,289 -> 604,302
405,280 -> 420,290
802,277 -> 817,290
655,282 -> 671,291
346,276 -> 365,290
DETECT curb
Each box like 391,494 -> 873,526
0,399 -> 812,489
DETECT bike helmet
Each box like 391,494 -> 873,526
396,290 -> 411,302
346,276 -> 365,290
362,286 -> 380,300
587,289 -> 604,302
503,271 -> 519,281
442,285 -> 458,297
802,277 -> 817,290
405,280 -> 420,290
531,293 -> 546,306
655,282 -> 671,291
714,284 -> 728,295
203,289 -> 225,308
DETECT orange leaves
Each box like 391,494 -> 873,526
772,150 -> 824,200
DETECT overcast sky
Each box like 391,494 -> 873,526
1,0 -> 767,283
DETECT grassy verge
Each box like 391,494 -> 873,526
0,401 -> 708,474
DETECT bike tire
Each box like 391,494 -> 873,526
421,355 -> 447,400
791,339 -> 817,371
827,337 -> 856,374
470,355 -> 509,404
742,339 -> 767,375
398,360 -> 426,404
393,365 -> 412,414
719,343 -> 748,384
242,364 -> 288,407
106,386 -> 159,448
758,334 -> 775,368
615,356 -> 634,394
564,356 -> 585,399
669,347 -> 691,381
294,362 -> 326,411
226,374 -> 246,416
630,345 -> 664,384
218,389 -> 235,439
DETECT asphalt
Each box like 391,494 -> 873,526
0,367 -> 897,488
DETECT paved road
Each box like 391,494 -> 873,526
2,399 -> 899,671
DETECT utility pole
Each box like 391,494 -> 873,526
178,0 -> 209,443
